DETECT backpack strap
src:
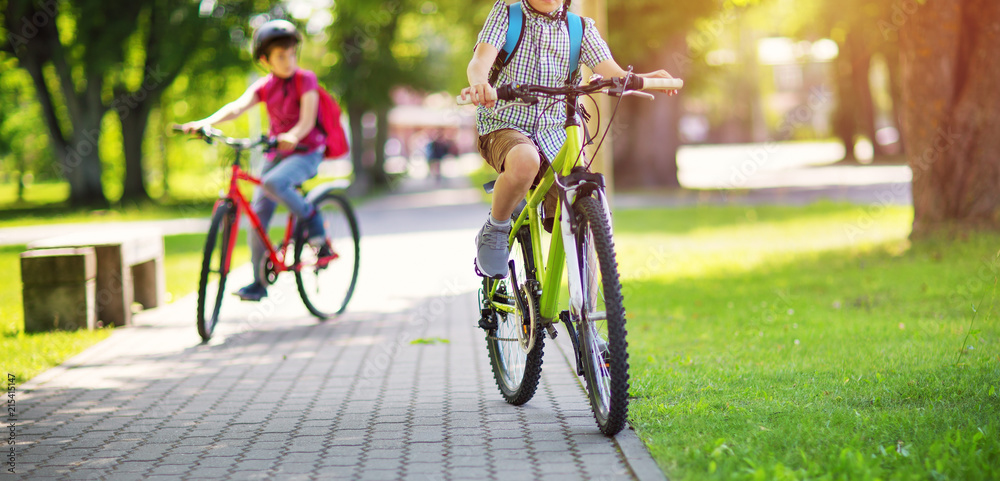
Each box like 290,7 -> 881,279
299,70 -> 333,139
488,2 -> 525,86
565,11 -> 584,84
488,2 -> 585,86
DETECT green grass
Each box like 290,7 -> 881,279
0,245 -> 114,382
0,182 -> 70,206
615,203 -> 1000,480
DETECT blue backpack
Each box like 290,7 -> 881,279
488,2 -> 585,86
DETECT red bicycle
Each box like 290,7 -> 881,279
178,127 -> 360,341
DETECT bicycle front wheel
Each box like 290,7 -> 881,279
574,195 -> 629,435
294,192 -> 360,319
197,202 -> 236,342
485,225 -> 544,405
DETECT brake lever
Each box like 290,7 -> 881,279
495,96 -> 539,114
623,91 -> 655,100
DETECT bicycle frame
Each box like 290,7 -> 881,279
488,108 -> 613,324
217,157 -> 301,278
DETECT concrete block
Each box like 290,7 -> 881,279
20,248 -> 97,332
28,228 -> 166,326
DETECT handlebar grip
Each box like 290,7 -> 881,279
638,77 -> 684,90
455,85 -> 513,105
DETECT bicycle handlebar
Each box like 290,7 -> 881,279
455,75 -> 683,106
171,125 -> 309,153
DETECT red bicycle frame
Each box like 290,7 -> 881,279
216,161 -> 301,278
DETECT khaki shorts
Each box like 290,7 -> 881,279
477,129 -> 557,229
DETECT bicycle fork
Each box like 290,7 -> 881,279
556,172 -> 614,378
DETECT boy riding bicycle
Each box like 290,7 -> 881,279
461,0 -> 677,279
181,19 -> 330,301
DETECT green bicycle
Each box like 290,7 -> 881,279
460,74 -> 682,435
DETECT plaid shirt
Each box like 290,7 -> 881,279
476,0 -> 613,161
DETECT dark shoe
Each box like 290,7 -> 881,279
235,282 -> 268,302
314,242 -> 336,268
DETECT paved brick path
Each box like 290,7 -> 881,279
12,187 -> 665,480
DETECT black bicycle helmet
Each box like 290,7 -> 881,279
251,19 -> 302,60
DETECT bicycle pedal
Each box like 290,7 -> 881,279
545,323 -> 558,339
478,315 -> 498,331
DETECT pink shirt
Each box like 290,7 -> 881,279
253,69 -> 326,158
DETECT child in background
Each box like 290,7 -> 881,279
181,19 -> 330,301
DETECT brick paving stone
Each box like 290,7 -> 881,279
364,448 -> 406,459
408,443 -> 447,454
226,470 -> 273,480
358,469 -> 403,481
274,461 -> 315,474
156,453 -> 202,465
451,467 -> 492,479
315,465 -> 358,478
317,454 -> 362,467
366,457 -> 405,471
109,461 -> 153,473
186,466 -> 234,478
146,464 -> 193,476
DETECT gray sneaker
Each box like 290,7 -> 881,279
475,219 -> 511,278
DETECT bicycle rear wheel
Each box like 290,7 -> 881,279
485,225 -> 544,405
573,195 -> 629,435
197,202 -> 236,342
294,191 -> 360,319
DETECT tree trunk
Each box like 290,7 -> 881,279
884,45 -> 905,154
371,105 -> 391,188
120,100 -> 153,203
346,101 -> 370,195
7,1 -> 108,206
160,107 -> 169,198
900,0 -> 1000,236
56,123 -> 107,206
848,29 -> 881,158
833,33 -> 858,161
613,38 -> 684,189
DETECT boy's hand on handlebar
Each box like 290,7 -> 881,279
638,70 -> 679,96
461,83 -> 497,108
276,133 -> 299,152
177,121 -> 210,134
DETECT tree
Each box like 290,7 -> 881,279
605,0 -> 729,188
114,0 -> 260,203
899,0 -> 1000,235
329,0 -> 470,194
809,0 -> 900,162
3,0 -> 145,206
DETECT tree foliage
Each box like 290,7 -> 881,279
0,0 -> 279,205
326,0 -> 469,191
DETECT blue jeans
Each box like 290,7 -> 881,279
249,150 -> 323,285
